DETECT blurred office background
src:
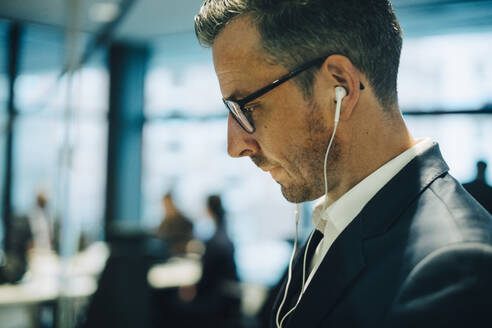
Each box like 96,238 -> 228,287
0,0 -> 491,327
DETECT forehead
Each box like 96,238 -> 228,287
212,15 -> 263,60
212,16 -> 282,99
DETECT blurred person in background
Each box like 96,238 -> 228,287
157,192 -> 194,257
195,195 -> 238,307
463,160 -> 492,214
174,194 -> 240,328
194,0 -> 492,327
0,214 -> 32,284
0,191 -> 54,284
202,194 -> 238,289
28,191 -> 54,252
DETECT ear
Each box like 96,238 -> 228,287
318,54 -> 364,121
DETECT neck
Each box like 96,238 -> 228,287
328,106 -> 416,203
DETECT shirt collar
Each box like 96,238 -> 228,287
312,138 -> 434,235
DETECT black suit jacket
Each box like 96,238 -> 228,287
272,144 -> 492,328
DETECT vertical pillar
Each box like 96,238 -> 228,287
105,42 -> 148,237
2,22 -> 21,250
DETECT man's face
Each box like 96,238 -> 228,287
212,17 -> 341,203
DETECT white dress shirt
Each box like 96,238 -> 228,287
303,138 -> 433,292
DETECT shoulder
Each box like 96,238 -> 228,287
392,173 -> 492,273
401,242 -> 492,290
383,242 -> 492,327
379,173 -> 492,327
410,173 -> 492,244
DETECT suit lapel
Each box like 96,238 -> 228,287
285,217 -> 365,327
358,143 -> 449,238
272,230 -> 324,323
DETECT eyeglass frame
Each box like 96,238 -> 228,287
222,54 -> 365,134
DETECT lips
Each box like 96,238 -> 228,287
260,165 -> 277,172
252,156 -> 283,178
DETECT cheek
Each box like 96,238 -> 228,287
256,91 -> 314,159
260,102 -> 306,141
258,120 -> 299,160
258,88 -> 305,128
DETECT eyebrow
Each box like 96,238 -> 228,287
224,90 -> 249,101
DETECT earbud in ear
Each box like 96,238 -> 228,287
335,86 -> 347,102
334,86 -> 347,123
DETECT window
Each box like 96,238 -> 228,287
399,32 -> 492,111
0,19 -> 8,246
399,32 -> 492,185
404,114 -> 492,183
145,33 -> 223,118
12,24 -> 108,244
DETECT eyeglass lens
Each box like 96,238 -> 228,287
224,100 -> 254,133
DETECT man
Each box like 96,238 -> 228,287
29,192 -> 53,251
157,192 -> 194,256
194,0 -> 492,327
463,160 -> 492,214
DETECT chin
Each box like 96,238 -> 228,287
280,183 -> 319,204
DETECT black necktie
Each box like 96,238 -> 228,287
277,229 -> 325,324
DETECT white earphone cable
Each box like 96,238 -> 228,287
277,229 -> 315,328
275,204 -> 301,328
323,94 -> 342,210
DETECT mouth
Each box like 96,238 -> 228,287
259,165 -> 276,172
252,156 -> 285,179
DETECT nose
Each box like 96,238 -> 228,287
227,113 -> 260,158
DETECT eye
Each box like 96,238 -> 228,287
242,104 -> 258,123
243,103 -> 258,113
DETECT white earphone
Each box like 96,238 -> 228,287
334,85 -> 347,123
276,86 -> 347,328
323,85 -> 346,210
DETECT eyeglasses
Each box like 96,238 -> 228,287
223,54 -> 365,134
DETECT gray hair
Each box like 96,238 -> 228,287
195,0 -> 403,109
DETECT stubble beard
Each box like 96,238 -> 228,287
279,100 -> 341,203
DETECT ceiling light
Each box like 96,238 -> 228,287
89,2 -> 120,23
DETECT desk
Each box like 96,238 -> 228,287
0,276 -> 98,306
147,256 -> 202,289
0,242 -> 109,328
